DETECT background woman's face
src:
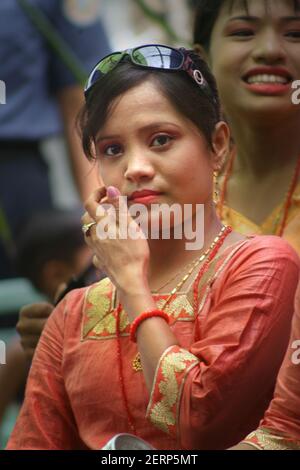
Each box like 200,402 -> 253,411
94,80 -> 226,226
208,0 -> 300,122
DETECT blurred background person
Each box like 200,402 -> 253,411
100,0 -> 193,49
14,209 -> 93,301
0,0 -> 111,279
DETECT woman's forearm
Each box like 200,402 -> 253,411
118,287 -> 179,391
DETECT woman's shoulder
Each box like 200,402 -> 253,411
54,277 -> 113,323
63,277 -> 113,310
247,234 -> 299,257
205,235 -> 300,303
50,277 -> 114,336
216,234 -> 300,277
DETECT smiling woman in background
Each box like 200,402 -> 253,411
193,0 -> 300,450
194,0 -> 300,255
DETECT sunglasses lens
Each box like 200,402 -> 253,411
132,46 -> 183,69
85,46 -> 209,100
85,52 -> 124,93
98,52 -> 124,74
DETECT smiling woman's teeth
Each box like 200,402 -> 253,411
247,74 -> 289,84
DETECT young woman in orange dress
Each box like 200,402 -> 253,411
6,46 -> 300,450
194,0 -> 300,255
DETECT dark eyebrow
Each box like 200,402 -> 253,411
137,122 -> 181,133
228,15 -> 300,23
96,122 -> 180,143
281,16 -> 300,22
96,135 -> 120,143
228,16 -> 259,23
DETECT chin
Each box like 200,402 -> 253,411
236,98 -> 296,124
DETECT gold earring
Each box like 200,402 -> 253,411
213,171 -> 220,205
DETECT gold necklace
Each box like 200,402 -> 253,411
151,253 -> 209,294
132,226 -> 227,372
132,257 -> 202,373
161,226 -> 226,311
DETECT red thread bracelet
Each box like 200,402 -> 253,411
129,310 -> 170,343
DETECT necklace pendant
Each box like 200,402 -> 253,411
132,352 -> 143,372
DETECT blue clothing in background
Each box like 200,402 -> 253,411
0,0 -> 111,140
0,0 -> 110,278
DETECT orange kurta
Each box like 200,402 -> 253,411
243,281 -> 300,450
6,236 -> 300,450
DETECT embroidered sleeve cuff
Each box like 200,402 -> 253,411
146,345 -> 199,439
242,428 -> 300,450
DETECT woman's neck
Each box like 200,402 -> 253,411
147,204 -> 222,288
221,112 -> 300,225
230,115 -> 300,178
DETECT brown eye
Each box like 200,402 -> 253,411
104,144 -> 122,157
151,135 -> 173,147
229,29 -> 254,37
285,31 -> 300,38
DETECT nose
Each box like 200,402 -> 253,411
124,150 -> 155,184
251,28 -> 286,65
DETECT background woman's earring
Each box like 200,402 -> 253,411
213,171 -> 220,205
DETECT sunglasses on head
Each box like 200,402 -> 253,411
84,44 -> 214,101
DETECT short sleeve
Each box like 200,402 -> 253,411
146,237 -> 300,449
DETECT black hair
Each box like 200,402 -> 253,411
14,209 -> 86,292
78,50 -> 221,160
194,0 -> 300,51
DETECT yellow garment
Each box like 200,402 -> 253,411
242,427 -> 300,450
220,183 -> 300,255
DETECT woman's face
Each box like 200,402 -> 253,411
94,80 -> 228,228
208,0 -> 300,122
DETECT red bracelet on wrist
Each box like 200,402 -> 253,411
129,310 -> 170,343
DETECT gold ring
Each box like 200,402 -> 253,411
82,221 -> 97,236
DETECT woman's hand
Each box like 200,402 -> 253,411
82,186 -> 150,297
83,187 -> 177,390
